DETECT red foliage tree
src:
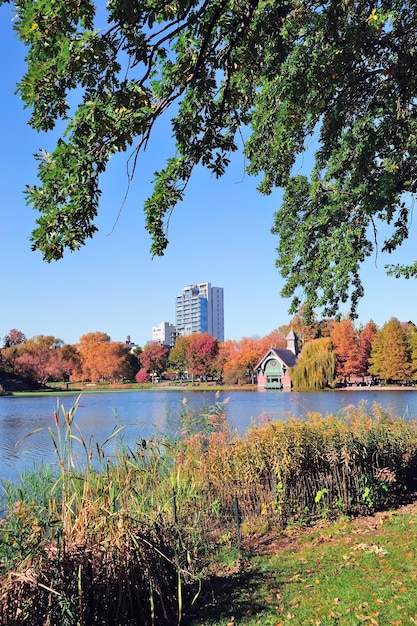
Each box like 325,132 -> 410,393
3,329 -> 27,348
357,320 -> 378,376
139,343 -> 169,381
187,334 -> 219,381
14,335 -> 68,384
135,368 -> 151,383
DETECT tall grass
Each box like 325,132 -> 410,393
1,398 -> 417,624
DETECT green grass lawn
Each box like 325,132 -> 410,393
185,502 -> 417,625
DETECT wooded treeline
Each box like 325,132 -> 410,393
1,315 -> 416,389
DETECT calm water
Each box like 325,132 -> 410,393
1,389 -> 417,484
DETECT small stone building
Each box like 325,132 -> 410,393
255,330 -> 299,391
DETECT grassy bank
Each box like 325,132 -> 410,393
1,399 -> 417,624
185,501 -> 417,625
11,381 -> 257,396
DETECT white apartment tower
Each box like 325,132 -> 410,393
152,322 -> 177,348
175,282 -> 224,342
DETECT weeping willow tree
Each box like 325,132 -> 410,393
290,337 -> 336,391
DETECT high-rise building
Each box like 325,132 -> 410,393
175,282 -> 224,341
151,322 -> 177,348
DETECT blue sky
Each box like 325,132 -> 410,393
1,6 -> 416,348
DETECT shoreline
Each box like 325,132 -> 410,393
338,385 -> 416,391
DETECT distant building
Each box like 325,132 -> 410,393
175,282 -> 224,341
152,322 -> 177,348
255,330 -> 299,391
124,335 -> 137,350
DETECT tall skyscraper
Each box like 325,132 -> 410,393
175,282 -> 224,341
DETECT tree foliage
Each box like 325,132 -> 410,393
76,331 -> 128,382
290,337 -> 336,391
3,0 -> 417,316
186,333 -> 219,380
357,320 -> 378,376
140,343 -> 169,379
135,368 -> 151,384
168,335 -> 194,376
369,317 -> 412,382
13,335 -> 70,384
3,329 -> 27,348
409,324 -> 417,381
331,317 -> 361,381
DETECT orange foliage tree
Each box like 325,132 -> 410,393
217,340 -> 243,385
75,332 -> 128,382
330,318 -> 361,382
278,306 -> 333,348
369,318 -> 412,384
218,332 -> 286,385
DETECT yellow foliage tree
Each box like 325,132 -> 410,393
290,337 -> 336,391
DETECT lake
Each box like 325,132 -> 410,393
1,388 -> 417,484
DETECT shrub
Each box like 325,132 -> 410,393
135,368 -> 151,383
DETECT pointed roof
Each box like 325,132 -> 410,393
255,347 -> 298,371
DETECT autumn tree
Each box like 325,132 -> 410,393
290,338 -> 336,391
139,343 -> 169,382
217,340 -> 242,385
217,338 -> 261,385
4,0 -> 417,318
409,324 -> 417,381
14,335 -> 70,385
1,329 -> 27,374
256,331 -> 287,354
122,351 -> 141,381
217,332 -> 287,385
3,329 -> 26,348
76,332 -> 128,382
330,318 -> 361,382
187,334 -> 219,382
278,309 -> 333,349
235,337 -> 264,385
369,318 -> 412,384
135,368 -> 151,384
168,335 -> 194,378
356,320 -> 378,377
